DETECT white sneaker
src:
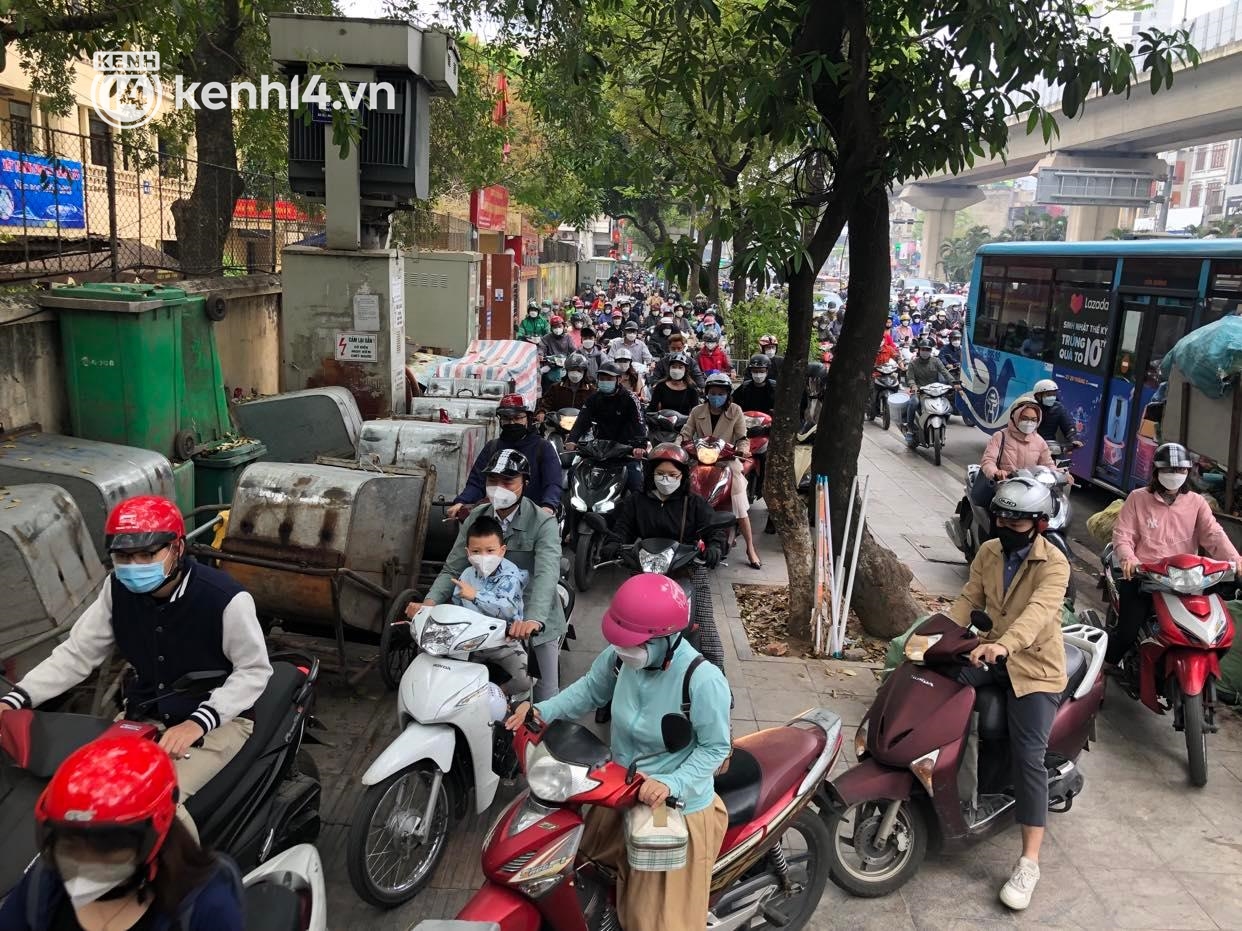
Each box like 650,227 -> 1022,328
999,857 -> 1040,910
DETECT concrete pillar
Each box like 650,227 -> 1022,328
899,183 -> 985,279
1065,205 -> 1123,242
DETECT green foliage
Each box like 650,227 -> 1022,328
938,225 -> 994,283
999,209 -> 1067,242
728,294 -> 787,363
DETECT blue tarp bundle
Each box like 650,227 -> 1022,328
1161,315 -> 1242,399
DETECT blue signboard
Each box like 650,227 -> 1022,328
0,150 -> 86,229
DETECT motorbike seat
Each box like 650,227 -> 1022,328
185,662 -> 304,825
243,882 -> 303,931
714,725 -> 826,827
1061,642 -> 1088,699
975,643 -> 1089,739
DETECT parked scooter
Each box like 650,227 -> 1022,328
0,656 -> 323,897
242,843 -> 328,931
645,407 -> 689,446
945,465 -> 1076,601
543,406 -> 579,456
742,409 -> 772,501
898,382 -> 954,465
866,362 -> 901,430
448,707 -> 844,930
566,438 -> 639,592
1095,547 -> 1236,786
823,613 -> 1107,896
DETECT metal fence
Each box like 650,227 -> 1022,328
0,116 -> 324,283
540,237 -> 580,263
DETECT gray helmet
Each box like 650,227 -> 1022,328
1154,442 -> 1192,470
990,475 -> 1053,522
704,372 -> 733,395
748,353 -> 770,369
665,351 -> 689,367
566,352 -> 589,371
612,347 -> 633,362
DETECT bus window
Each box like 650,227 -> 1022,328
1206,260 -> 1242,325
1113,309 -> 1141,381
972,265 -> 1054,355
1146,313 -> 1188,389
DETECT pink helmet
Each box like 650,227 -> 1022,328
601,575 -> 690,648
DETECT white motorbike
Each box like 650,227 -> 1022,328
347,596 -> 568,908
902,382 -> 954,466
242,843 -> 327,931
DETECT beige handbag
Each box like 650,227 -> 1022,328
624,801 -> 689,872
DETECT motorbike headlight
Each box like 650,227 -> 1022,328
853,721 -> 868,759
1165,565 -> 1206,594
559,415 -> 577,431
697,447 -> 720,465
638,547 -> 676,574
525,742 -> 601,803
419,621 -> 467,656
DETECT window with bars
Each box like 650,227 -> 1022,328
1195,148 -> 1208,172
1207,182 -> 1225,212
8,102 -> 34,153
1190,183 -> 1203,207
1211,144 -> 1228,170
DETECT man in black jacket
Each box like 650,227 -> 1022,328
733,354 -> 777,413
1032,379 -> 1081,449
565,362 -> 648,491
649,331 -> 705,388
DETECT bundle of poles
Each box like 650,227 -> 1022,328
812,473 -> 871,657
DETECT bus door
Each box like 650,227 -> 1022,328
1094,293 -> 1192,489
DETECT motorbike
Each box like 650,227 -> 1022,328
446,707 -> 844,931
945,464 -> 1076,602
544,406 -> 580,456
242,843 -> 328,931
742,410 -> 772,501
687,436 -> 755,546
899,382 -> 954,465
0,655 -> 323,897
823,612 -> 1107,896
1095,547 -> 1236,786
565,438 -> 639,592
866,362 -> 901,430
645,407 -> 689,446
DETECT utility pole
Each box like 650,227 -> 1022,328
1157,162 -> 1175,232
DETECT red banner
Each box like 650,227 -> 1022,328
232,198 -> 309,221
471,186 -> 509,231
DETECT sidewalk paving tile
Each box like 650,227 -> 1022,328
1085,869 -> 1217,930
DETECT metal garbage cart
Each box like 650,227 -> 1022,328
232,387 -> 363,463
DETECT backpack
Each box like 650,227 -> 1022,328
26,854 -> 243,931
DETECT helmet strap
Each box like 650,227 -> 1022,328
658,633 -> 685,671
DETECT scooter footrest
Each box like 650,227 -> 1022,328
759,902 -> 792,927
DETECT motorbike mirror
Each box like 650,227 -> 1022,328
170,670 -> 229,693
970,610 -> 994,632
661,713 -> 694,753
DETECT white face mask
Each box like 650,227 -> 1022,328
486,485 -> 519,510
614,644 -> 649,669
751,371 -> 768,384
654,474 -> 682,496
764,347 -> 776,357
57,856 -> 137,909
624,333 -> 637,342
669,366 -> 687,380
616,360 -> 631,370
1159,471 -> 1188,492
582,339 -> 595,350
950,340 -> 961,347
705,341 -> 718,349
567,370 -> 584,384
468,553 -> 503,577
552,327 -> 564,336
1017,420 -> 1038,435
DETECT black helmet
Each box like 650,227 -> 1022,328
916,337 -> 935,351
748,353 -> 770,369
484,448 -> 530,478
806,362 -> 827,381
665,351 -> 689,368
1154,442 -> 1193,470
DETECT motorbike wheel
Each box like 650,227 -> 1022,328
932,428 -> 943,466
574,530 -> 600,592
881,403 -> 891,431
824,798 -> 928,898
379,588 -> 420,691
1180,687 -> 1209,787
737,808 -> 831,928
346,762 -> 452,908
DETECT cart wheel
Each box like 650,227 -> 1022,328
379,588 -> 420,690
206,296 -> 228,322
173,429 -> 197,461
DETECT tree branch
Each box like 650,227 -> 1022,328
1,4 -> 144,43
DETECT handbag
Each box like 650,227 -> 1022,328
625,800 -> 689,871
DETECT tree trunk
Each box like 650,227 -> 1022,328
171,33 -> 244,277
705,230 -> 723,304
811,186 -> 920,639
729,223 -> 748,306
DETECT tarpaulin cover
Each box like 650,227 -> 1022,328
432,340 -> 540,409
1160,316 -> 1242,399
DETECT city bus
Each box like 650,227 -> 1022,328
957,239 -> 1242,493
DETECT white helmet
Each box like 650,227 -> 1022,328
991,475 -> 1053,523
1033,378 -> 1058,395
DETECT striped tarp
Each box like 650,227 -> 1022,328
432,340 -> 541,409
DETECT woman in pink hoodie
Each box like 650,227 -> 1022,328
980,398 -> 1056,481
1107,441 -> 1242,664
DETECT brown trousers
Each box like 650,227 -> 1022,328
581,795 -> 728,931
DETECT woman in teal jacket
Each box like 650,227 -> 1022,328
508,575 -> 730,931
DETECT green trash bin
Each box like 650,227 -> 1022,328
194,441 -> 268,508
39,283 -> 232,462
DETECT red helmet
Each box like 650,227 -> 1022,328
104,495 -> 185,554
601,575 -> 690,648
550,314 -> 565,327
35,735 -> 178,877
498,394 -> 529,419
758,334 -> 778,347
648,442 -> 689,468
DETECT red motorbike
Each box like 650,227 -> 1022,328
1098,548 -> 1236,786
742,410 -> 772,501
823,613 -> 1107,896
687,436 -> 757,511
449,708 -> 843,930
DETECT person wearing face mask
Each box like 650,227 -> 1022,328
938,329 -> 963,369
516,301 -> 549,341
0,496 -> 271,842
539,352 -> 597,418
949,476 -> 1069,912
671,303 -> 692,333
733,353 -> 776,414
448,515 -> 534,698
608,321 -> 654,367
1030,379 -> 1081,449
648,350 -> 701,416
903,337 -> 953,438
757,334 -> 784,382
577,327 -> 607,378
600,310 -> 625,342
683,373 -> 762,569
1108,442 -> 1242,666
564,362 -> 649,492
505,575 -> 731,931
420,450 -> 567,699
610,346 -> 646,399
450,395 -> 562,518
568,311 -> 588,348
697,328 -> 731,376
0,736 -> 244,931
538,315 -> 575,360
979,398 -> 1057,485
650,331 -> 705,388
894,314 -> 914,344
647,315 -> 677,358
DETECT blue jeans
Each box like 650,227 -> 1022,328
904,395 -> 919,433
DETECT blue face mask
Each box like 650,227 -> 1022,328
598,380 -> 617,394
708,394 -> 727,410
114,559 -> 171,594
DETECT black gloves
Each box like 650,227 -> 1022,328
703,542 -> 723,569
